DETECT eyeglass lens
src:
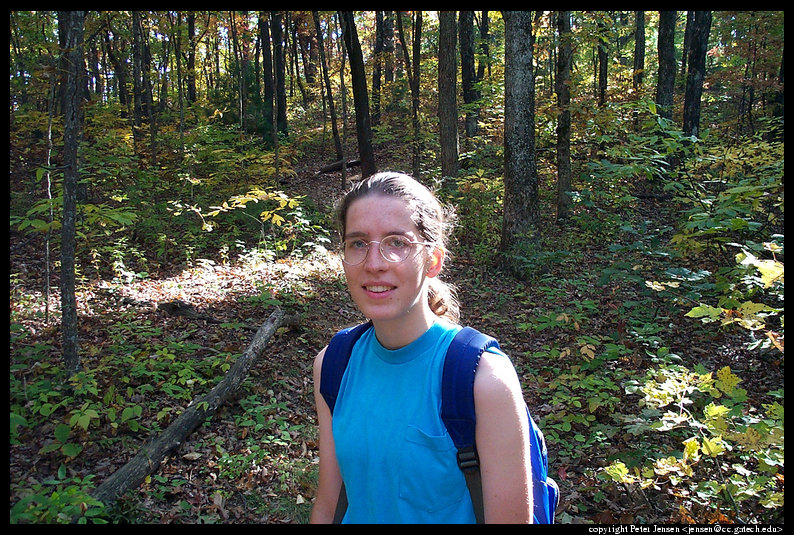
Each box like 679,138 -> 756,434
342,235 -> 415,265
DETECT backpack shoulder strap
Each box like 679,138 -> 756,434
320,322 -> 372,415
441,326 -> 500,524
441,326 -> 500,448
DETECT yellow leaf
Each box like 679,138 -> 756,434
683,437 -> 701,463
715,366 -> 741,395
702,436 -> 725,457
756,259 -> 784,287
645,281 -> 666,291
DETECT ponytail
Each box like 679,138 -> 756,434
428,277 -> 460,323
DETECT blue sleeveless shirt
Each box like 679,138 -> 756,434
332,321 -> 478,523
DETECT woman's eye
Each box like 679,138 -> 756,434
386,236 -> 409,248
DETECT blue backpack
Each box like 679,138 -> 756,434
320,322 -> 559,524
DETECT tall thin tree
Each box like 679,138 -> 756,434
633,11 -> 646,131
438,11 -> 459,178
313,11 -> 343,161
556,11 -> 573,222
259,12 -> 275,144
396,11 -> 423,178
339,11 -> 377,178
682,11 -> 712,138
271,11 -> 288,135
58,10 -> 85,372
655,11 -> 677,121
459,11 -> 480,138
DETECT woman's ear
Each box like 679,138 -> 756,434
425,246 -> 444,278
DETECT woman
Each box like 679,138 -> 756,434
310,172 -> 532,523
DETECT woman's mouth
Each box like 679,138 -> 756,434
363,284 -> 396,297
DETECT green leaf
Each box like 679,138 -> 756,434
685,304 -> 722,320
54,423 -> 72,444
61,442 -> 83,458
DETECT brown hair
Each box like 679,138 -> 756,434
336,172 -> 460,323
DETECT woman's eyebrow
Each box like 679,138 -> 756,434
344,230 -> 415,240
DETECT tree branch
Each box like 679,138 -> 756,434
90,308 -> 293,508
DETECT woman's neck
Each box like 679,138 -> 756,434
371,305 -> 437,350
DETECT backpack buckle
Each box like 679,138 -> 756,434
456,447 -> 480,471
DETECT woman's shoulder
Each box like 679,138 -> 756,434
473,345 -> 523,402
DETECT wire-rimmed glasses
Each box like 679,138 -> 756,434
340,234 -> 433,265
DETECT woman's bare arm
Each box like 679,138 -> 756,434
474,350 -> 533,523
309,347 -> 344,524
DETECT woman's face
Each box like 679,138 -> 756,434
342,194 -> 443,330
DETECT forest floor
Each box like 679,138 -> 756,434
10,148 -> 783,524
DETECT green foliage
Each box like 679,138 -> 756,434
683,241 -> 784,353
450,168 -> 503,265
667,138 -> 784,259
10,464 -> 106,524
604,364 -> 784,522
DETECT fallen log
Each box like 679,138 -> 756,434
91,307 -> 295,508
315,158 -> 361,176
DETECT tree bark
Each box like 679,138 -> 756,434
58,10 -> 85,373
438,11 -> 459,178
271,11 -> 288,135
682,11 -> 712,138
633,11 -> 645,92
655,11 -> 677,121
339,11 -> 377,178
596,15 -> 608,107
313,11 -> 343,161
459,11 -> 479,138
91,308 -> 293,507
555,11 -> 572,222
501,11 -> 539,267
259,13 -> 275,144
395,12 -> 423,178
372,11 -> 384,126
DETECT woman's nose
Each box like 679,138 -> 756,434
363,243 -> 389,270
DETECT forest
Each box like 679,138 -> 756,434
9,11 -> 783,524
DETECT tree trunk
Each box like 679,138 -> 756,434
477,11 -> 490,80
438,11 -> 459,178
501,11 -> 539,269
186,13 -> 197,103
259,13 -> 275,144
271,11 -> 288,135
339,11 -> 377,178
131,12 -> 143,149
596,15 -> 608,107
556,11 -> 572,222
396,12 -> 423,178
655,11 -> 677,121
103,21 -> 129,118
372,11 -> 384,126
680,12 -> 694,79
91,309 -> 293,508
137,13 -> 157,166
633,11 -> 645,92
459,11 -> 479,138
633,11 -> 646,131
314,11 -> 343,161
58,10 -> 85,373
383,12 -> 395,84
682,11 -> 712,138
